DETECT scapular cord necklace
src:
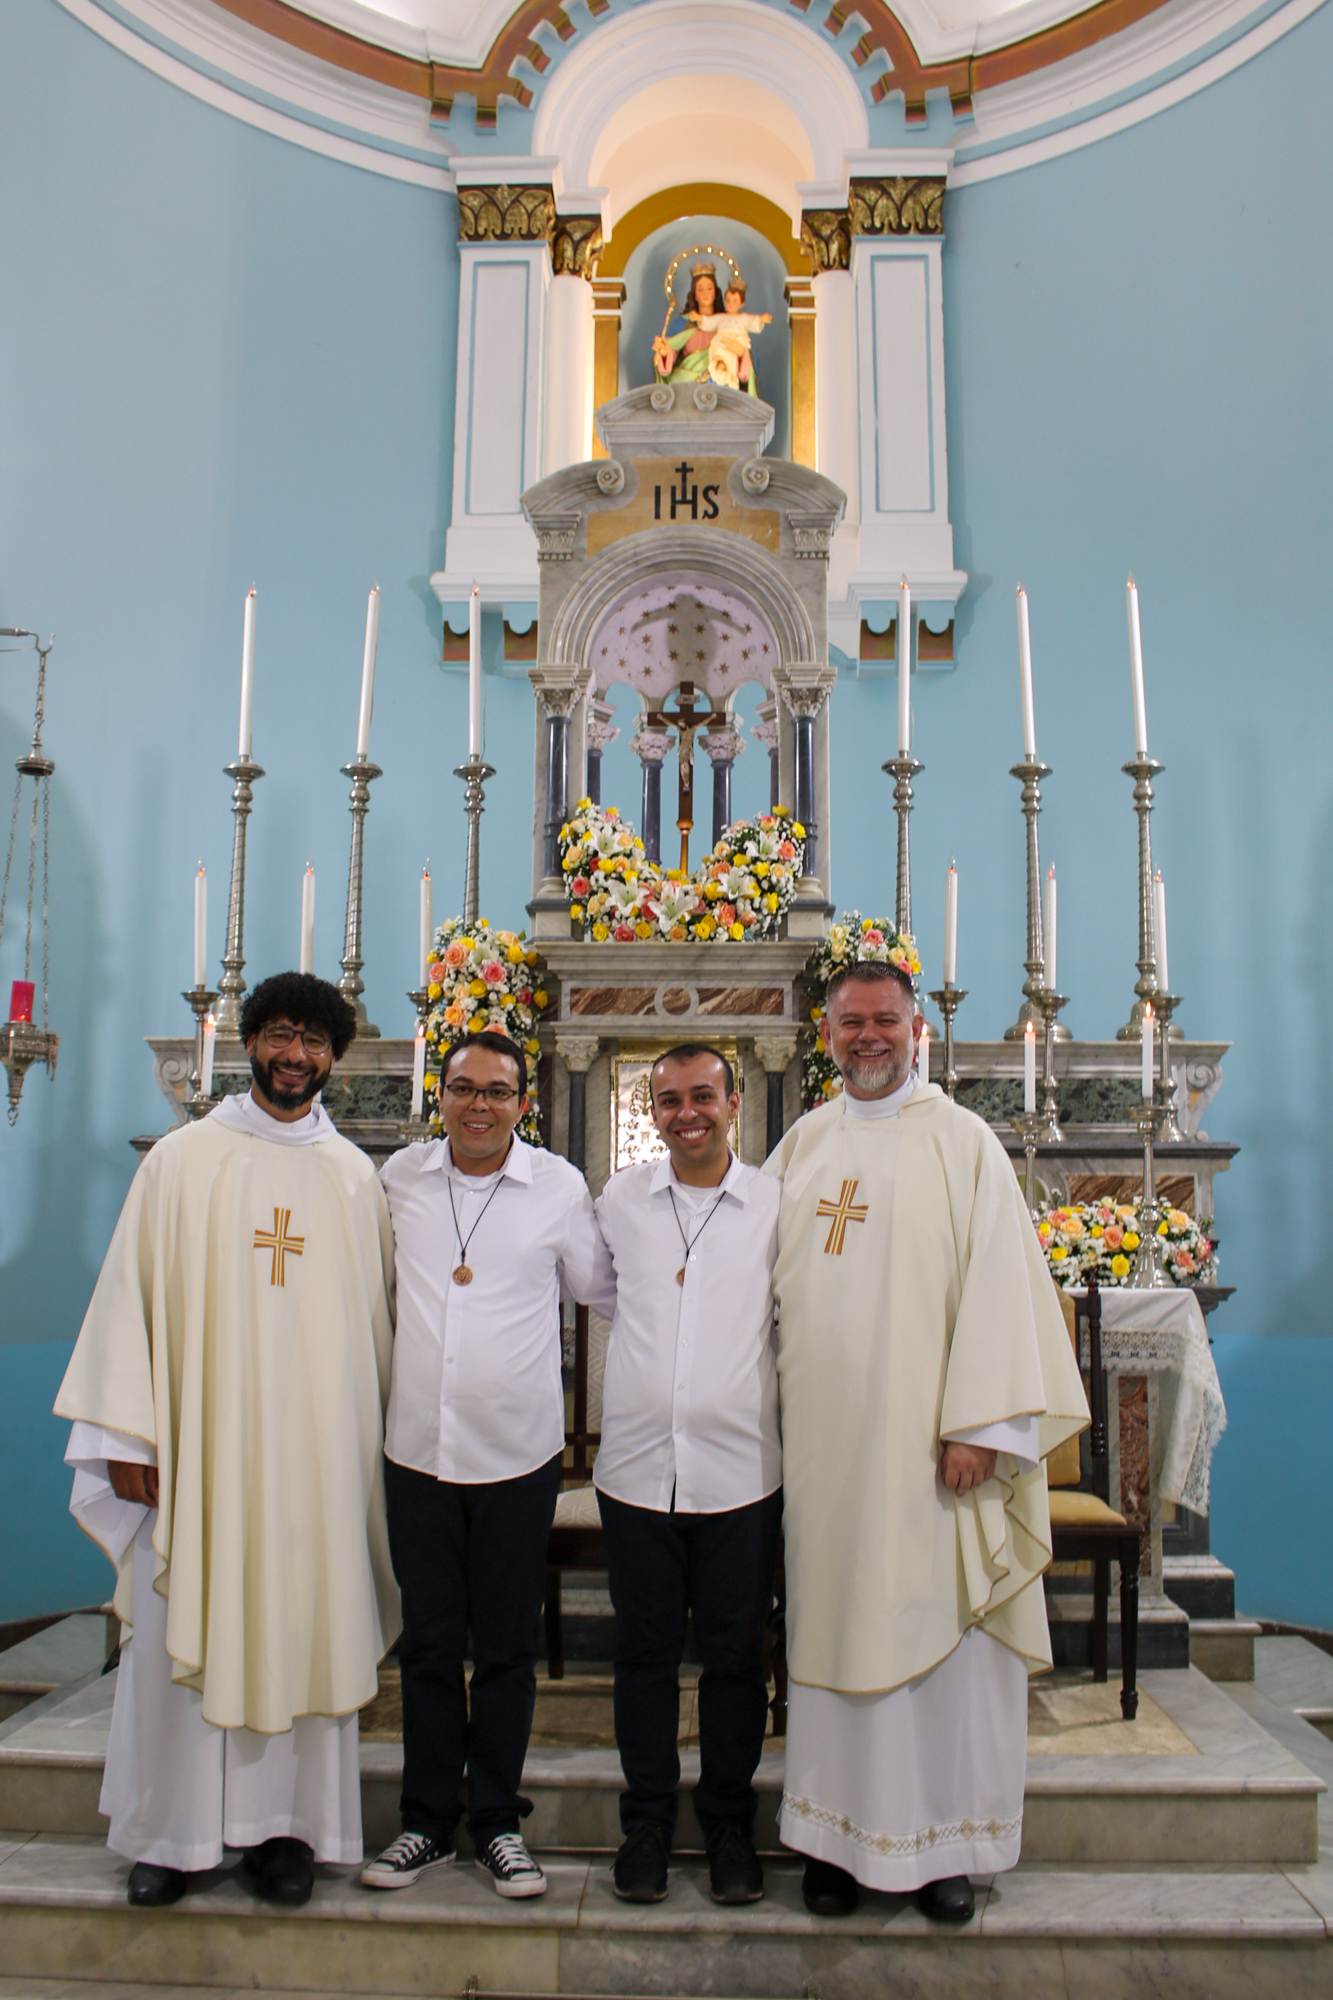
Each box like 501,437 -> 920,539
447,1171 -> 506,1286
668,1184 -> 727,1285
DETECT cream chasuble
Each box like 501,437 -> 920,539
766,1079 -> 1087,1889
56,1104 -> 401,1735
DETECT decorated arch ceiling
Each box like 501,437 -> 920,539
203,0 -> 1196,125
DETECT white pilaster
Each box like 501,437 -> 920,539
813,267 -> 860,651
542,273 -> 594,476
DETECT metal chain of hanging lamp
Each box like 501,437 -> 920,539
0,630 -> 58,1124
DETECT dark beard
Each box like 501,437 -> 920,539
251,1050 -> 321,1112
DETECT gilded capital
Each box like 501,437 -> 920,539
458,183 -> 554,244
849,177 -> 945,238
800,209 -> 852,273
550,214 -> 604,280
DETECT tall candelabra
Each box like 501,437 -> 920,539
927,982 -> 967,1100
455,753 -> 495,929
1011,1109 -> 1045,1217
1003,757 -> 1067,1041
1036,985 -> 1069,1139
214,755 -> 264,1033
399,984 -> 434,1143
881,752 -> 923,938
182,983 -> 219,1118
1117,754 -> 1164,1040
338,754 -> 381,1037
1129,1098 -> 1169,1288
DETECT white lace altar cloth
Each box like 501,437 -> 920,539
1076,1288 -> 1227,1515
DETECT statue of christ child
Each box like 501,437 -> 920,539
689,276 -> 772,393
652,263 -> 765,399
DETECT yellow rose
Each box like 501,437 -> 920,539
466,1016 -> 484,1034
534,989 -> 549,1008
1167,1209 -> 1190,1232
422,1073 -> 438,1093
1123,1231 -> 1140,1251
525,949 -> 538,966
468,979 -> 486,997
1050,1245 -> 1068,1262
1037,1221 -> 1051,1239
459,938 -> 475,953
704,882 -> 722,900
792,822 -> 805,838
764,892 -> 779,912
635,921 -> 654,939
526,1038 -> 540,1054
1157,1220 -> 1169,1236
592,922 -> 610,941
562,853 -> 578,871
427,982 -> 442,1001
1090,1224 -> 1103,1238
694,916 -> 714,938
507,944 -> 524,964
729,922 -> 744,940
753,861 -> 769,878
1110,1253 -> 1131,1277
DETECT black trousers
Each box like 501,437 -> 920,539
384,1451 -> 563,1847
599,1486 -> 783,1841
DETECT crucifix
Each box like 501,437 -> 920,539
658,680 -> 714,874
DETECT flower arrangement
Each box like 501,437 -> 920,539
557,799 -> 805,944
1036,1199 -> 1217,1289
421,916 -> 548,1145
801,913 -> 921,1104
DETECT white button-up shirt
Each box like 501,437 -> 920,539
593,1153 -> 782,1515
380,1136 -> 617,1485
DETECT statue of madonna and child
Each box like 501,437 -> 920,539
651,246 -> 771,398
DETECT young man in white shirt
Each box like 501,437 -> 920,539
594,1044 -> 782,1908
364,1031 -> 616,1899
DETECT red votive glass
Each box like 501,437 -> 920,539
9,980 -> 34,1024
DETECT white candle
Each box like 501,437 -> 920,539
897,575 -> 911,756
917,1022 -> 930,1087
1017,586 -> 1036,759
1127,575 -> 1149,757
356,585 -> 380,759
201,1014 -> 216,1099
419,865 -> 433,987
300,863 -> 315,975
410,1023 -> 427,1122
1141,1003 -> 1154,1100
1023,1020 -> 1036,1114
193,862 -> 207,988
1154,871 -> 1169,991
468,585 -> 482,757
238,588 -> 257,758
943,860 -> 958,986
1043,863 -> 1057,994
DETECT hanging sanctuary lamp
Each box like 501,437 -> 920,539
0,630 -> 59,1123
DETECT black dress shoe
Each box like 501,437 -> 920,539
706,1824 -> 764,1905
612,1821 -> 670,1903
802,1856 -> 858,1916
252,1837 -> 315,1907
916,1873 -> 975,1923
127,1861 -> 188,1908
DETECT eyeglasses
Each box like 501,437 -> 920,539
259,1022 -> 332,1054
443,1081 -> 520,1105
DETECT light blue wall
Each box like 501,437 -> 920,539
3,0 -> 1330,1624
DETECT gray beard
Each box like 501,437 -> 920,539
840,1051 -> 912,1096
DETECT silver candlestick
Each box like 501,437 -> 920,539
927,982 -> 967,1100
1036,986 -> 1069,1139
1152,989 -> 1184,1143
399,984 -> 435,1142
1003,757 -> 1067,1041
455,754 -> 496,929
1117,754 -> 1164,1039
1011,1109 -> 1045,1218
214,755 -> 264,1033
881,753 -> 923,939
338,754 -> 382,1037
1129,1098 -> 1169,1287
182,984 -> 219,1119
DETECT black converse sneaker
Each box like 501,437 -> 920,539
474,1832 -> 548,1899
360,1830 -> 456,1889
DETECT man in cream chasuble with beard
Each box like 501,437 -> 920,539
766,958 -> 1087,1923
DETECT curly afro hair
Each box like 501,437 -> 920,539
239,972 -> 358,1061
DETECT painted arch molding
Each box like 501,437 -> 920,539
57,0 -> 1331,192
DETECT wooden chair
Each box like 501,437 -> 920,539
1047,1275 -> 1141,1720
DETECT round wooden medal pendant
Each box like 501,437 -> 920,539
676,1268 -> 686,1285
452,1264 -> 474,1286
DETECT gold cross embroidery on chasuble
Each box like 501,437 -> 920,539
815,1178 -> 869,1255
254,1207 -> 305,1286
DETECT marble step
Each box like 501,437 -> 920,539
0,1615 -> 117,1722
0,1838 -> 1327,2000
0,1668 -> 1322,1867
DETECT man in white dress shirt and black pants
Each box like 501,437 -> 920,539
363,1030 -> 616,1898
594,1043 -> 782,1907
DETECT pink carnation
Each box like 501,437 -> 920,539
481,960 -> 507,986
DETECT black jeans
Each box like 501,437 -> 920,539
384,1451 -> 563,1847
599,1486 -> 783,1841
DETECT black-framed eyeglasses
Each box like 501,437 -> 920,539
443,1081 -> 520,1105
259,1022 -> 331,1054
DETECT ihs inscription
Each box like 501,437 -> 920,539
586,457 -> 779,556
